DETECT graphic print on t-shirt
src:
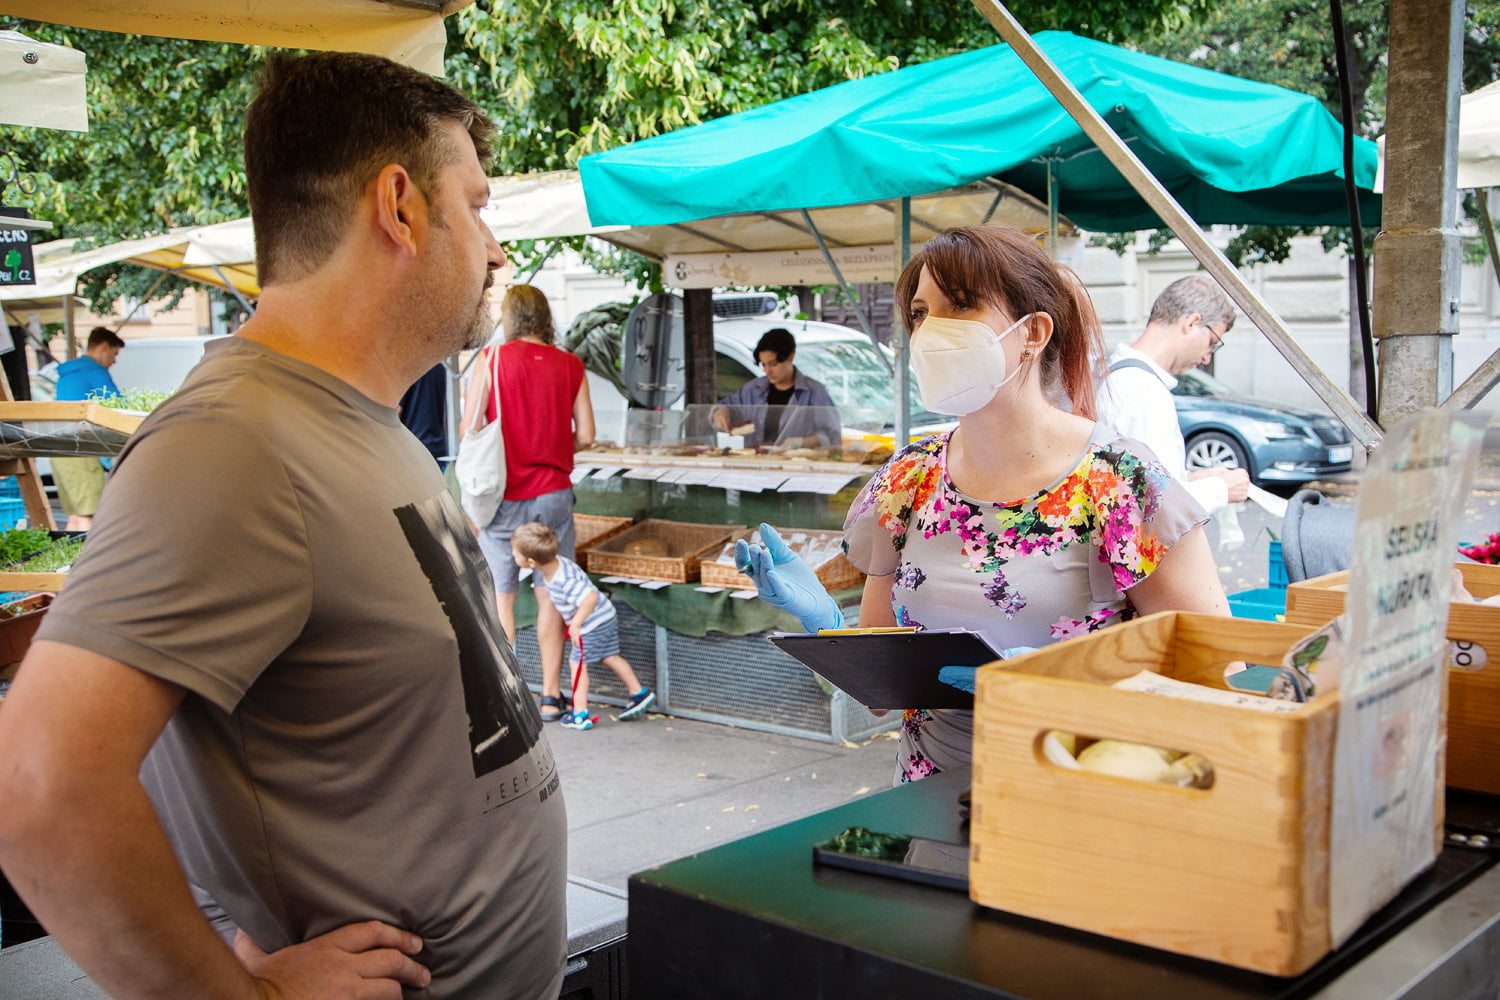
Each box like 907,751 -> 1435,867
395,497 -> 544,781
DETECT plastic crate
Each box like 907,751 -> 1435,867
0,497 -> 27,531
1268,538 -> 1288,589
1227,587 -> 1286,621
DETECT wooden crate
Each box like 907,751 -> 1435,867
969,612 -> 1440,978
1287,561 -> 1500,795
698,528 -> 864,592
573,514 -> 634,555
583,519 -> 738,584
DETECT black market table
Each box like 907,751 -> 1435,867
627,770 -> 1500,1000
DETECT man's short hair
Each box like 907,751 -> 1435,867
244,52 -> 497,287
87,327 -> 125,350
754,328 -> 796,363
501,285 -> 555,345
511,522 -> 559,564
1148,274 -> 1236,332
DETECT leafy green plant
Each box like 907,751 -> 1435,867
90,388 -> 173,412
0,528 -> 55,568
21,538 -> 87,573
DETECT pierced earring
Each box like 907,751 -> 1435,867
1021,348 -> 1033,358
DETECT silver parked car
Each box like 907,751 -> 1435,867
1172,369 -> 1354,487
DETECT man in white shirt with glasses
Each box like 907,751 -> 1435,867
1096,274 -> 1250,514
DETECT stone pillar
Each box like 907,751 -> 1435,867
1372,0 -> 1463,425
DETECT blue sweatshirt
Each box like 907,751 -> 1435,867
55,356 -> 120,402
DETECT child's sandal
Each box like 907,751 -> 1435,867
539,695 -> 565,723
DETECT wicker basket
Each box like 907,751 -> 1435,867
699,528 -> 864,592
583,519 -> 739,583
574,514 -> 634,555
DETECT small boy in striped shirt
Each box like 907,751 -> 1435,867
511,521 -> 655,730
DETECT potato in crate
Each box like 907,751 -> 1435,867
582,519 -> 737,584
1287,561 -> 1500,796
969,611 -> 1442,977
699,527 -> 863,592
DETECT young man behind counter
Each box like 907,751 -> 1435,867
0,53 -> 567,1000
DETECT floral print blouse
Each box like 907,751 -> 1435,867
841,423 -> 1206,783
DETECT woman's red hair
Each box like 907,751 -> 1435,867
894,226 -> 1105,420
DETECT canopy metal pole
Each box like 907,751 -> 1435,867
1479,189 -> 1500,297
62,294 -> 75,360
443,353 -> 461,463
1046,161 -> 1058,259
109,270 -> 170,332
969,0 -> 1383,452
1441,188 -> 1500,410
798,208 -> 891,374
210,264 -> 256,316
894,197 -> 912,447
520,240 -> 562,283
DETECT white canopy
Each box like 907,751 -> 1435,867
1376,79 -> 1500,191
0,30 -> 87,132
5,1 -> 474,76
484,170 -> 1068,288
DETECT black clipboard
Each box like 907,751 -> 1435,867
768,629 -> 1004,710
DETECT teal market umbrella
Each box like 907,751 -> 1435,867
580,31 -> 1380,233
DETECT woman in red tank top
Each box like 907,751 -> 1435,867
462,284 -> 595,721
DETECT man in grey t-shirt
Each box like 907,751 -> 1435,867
0,53 -> 565,1000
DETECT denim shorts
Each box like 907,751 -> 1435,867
476,487 -> 577,593
571,614 -> 621,665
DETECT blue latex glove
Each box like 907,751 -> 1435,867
734,522 -> 844,633
937,647 -> 1038,694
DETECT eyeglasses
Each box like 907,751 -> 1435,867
1205,324 -> 1227,354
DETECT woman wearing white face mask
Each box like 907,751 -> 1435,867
738,225 -> 1228,784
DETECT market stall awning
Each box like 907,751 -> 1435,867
0,218 -> 257,324
0,29 -> 87,131
1376,79 -> 1500,192
487,171 -> 1067,288
6,0 -> 475,75
581,31 -> 1381,234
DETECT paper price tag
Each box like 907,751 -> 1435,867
1328,410 -> 1485,945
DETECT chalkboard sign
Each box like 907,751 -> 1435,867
0,208 -> 35,287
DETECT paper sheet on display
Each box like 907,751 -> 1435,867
779,473 -> 857,494
712,471 -> 788,492
1327,409 -> 1485,945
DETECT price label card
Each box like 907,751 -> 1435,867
1328,410 -> 1484,944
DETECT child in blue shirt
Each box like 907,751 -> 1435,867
511,522 -> 655,730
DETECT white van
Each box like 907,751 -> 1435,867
108,335 -> 225,394
588,295 -> 948,446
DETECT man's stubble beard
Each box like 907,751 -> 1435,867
460,281 -> 496,352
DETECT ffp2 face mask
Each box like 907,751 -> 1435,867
911,313 -> 1032,415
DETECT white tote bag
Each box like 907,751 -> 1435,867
455,347 -> 506,528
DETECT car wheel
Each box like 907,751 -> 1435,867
1185,430 -> 1250,475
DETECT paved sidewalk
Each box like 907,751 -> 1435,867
549,708 -> 897,890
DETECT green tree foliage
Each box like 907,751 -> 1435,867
4,1 -> 1212,308
2,26 -> 262,234
1113,0 -> 1500,267
446,0 -> 1212,173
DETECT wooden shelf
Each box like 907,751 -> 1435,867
0,400 -> 145,438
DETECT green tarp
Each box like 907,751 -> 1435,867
581,31 -> 1379,233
